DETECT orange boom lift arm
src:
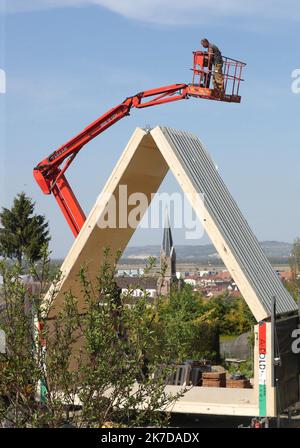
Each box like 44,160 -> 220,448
33,51 -> 246,237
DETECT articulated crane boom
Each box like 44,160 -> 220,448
34,51 -> 246,237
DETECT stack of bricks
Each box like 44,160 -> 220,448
226,378 -> 252,389
202,371 -> 226,388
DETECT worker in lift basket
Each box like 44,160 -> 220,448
201,38 -> 224,94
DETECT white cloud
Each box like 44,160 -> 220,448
1,0 -> 300,24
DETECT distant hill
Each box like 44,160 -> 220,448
120,241 -> 292,264
51,241 -> 293,266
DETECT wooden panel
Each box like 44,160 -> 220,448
47,129 -> 169,317
151,127 -> 268,321
47,125 -> 295,323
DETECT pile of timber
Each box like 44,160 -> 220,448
202,371 -> 226,388
226,378 -> 251,388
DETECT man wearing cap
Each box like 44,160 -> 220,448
201,38 -> 224,93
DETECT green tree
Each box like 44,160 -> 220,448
0,249 -> 183,428
154,285 -> 219,362
204,294 -> 255,335
285,237 -> 300,301
0,192 -> 50,265
289,237 -> 300,280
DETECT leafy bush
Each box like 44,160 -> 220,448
0,248 -> 183,428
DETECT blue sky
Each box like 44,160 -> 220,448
0,0 -> 300,258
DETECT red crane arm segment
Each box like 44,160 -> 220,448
33,51 -> 246,359
33,50 -> 246,238
33,83 -> 188,236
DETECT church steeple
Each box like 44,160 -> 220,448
158,208 -> 177,295
162,210 -> 174,258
